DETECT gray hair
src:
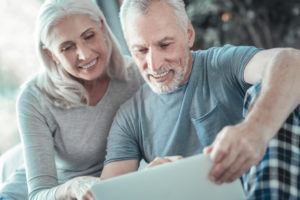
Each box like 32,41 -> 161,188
120,0 -> 189,34
35,0 -> 126,108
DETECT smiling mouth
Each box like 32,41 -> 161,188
80,59 -> 97,69
149,71 -> 170,82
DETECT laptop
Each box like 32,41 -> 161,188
91,154 -> 246,200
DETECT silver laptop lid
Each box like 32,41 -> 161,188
91,154 -> 246,200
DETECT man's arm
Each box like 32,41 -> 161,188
100,160 -> 140,180
100,156 -> 183,180
205,48 -> 300,184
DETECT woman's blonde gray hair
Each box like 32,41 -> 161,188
35,0 -> 126,108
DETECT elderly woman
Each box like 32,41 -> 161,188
0,0 -> 142,199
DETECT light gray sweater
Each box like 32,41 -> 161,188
16,61 -> 142,200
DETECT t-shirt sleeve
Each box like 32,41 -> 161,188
211,44 -> 262,92
104,98 -> 142,164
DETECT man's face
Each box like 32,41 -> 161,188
124,1 -> 195,94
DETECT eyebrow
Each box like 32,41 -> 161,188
131,36 -> 174,49
59,41 -> 73,50
159,36 -> 174,43
58,27 -> 95,49
80,27 -> 94,38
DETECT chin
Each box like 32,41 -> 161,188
150,83 -> 176,94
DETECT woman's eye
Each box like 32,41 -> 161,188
139,49 -> 148,54
134,48 -> 148,54
85,33 -> 94,40
61,45 -> 74,52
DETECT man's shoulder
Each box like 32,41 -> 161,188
192,45 -> 257,56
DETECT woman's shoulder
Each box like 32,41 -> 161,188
17,72 -> 49,108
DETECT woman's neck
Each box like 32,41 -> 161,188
82,74 -> 110,106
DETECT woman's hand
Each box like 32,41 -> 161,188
55,176 -> 101,200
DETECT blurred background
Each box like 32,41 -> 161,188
0,0 -> 42,155
1,0 -> 300,156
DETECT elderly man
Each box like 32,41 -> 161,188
99,0 -> 300,198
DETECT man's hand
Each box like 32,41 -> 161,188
204,122 -> 268,184
146,156 -> 183,168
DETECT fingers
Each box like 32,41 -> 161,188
207,128 -> 231,164
147,157 -> 170,168
212,153 -> 247,184
206,124 -> 267,184
208,145 -> 238,183
147,156 -> 183,168
228,159 -> 253,182
81,191 -> 95,200
203,146 -> 213,155
165,155 -> 183,162
72,177 -> 101,199
205,126 -> 245,183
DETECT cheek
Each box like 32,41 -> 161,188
59,55 -> 76,71
133,56 -> 145,70
60,52 -> 76,63
175,46 -> 189,65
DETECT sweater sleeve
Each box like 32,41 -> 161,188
16,83 -> 58,200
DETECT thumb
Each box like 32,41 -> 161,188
203,145 -> 213,155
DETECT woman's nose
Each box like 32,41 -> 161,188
77,44 -> 91,60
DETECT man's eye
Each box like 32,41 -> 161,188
160,43 -> 170,49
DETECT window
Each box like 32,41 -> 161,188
0,0 -> 41,155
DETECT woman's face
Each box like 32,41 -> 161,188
47,14 -> 110,81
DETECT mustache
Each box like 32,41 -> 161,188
146,65 -> 177,75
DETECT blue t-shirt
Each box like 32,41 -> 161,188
105,45 -> 260,163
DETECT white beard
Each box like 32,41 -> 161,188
145,56 -> 189,94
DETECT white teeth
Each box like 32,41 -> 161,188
81,59 -> 96,69
152,71 -> 168,78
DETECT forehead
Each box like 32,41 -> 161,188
124,1 -> 184,47
48,14 -> 99,48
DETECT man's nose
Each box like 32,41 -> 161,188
146,48 -> 162,71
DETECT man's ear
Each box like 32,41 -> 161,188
44,48 -> 59,64
187,21 -> 195,48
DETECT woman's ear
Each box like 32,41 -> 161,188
99,18 -> 105,30
44,48 -> 60,64
187,21 -> 195,48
